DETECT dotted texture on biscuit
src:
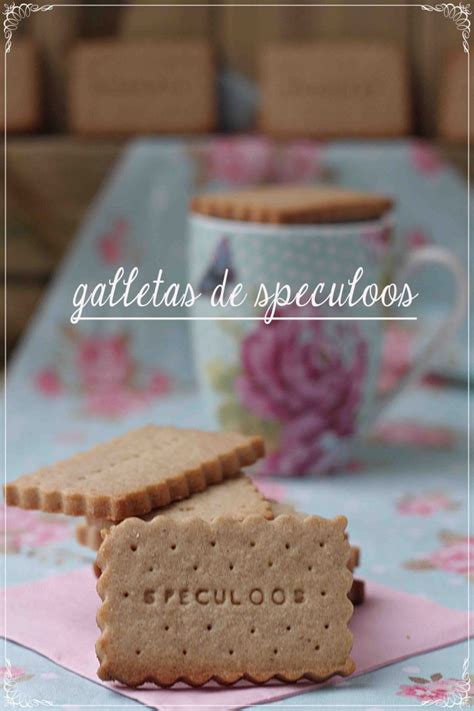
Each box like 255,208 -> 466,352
79,474 -> 273,550
271,502 -> 360,571
96,514 -> 354,687
4,425 -> 264,521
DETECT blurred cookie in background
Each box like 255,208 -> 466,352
69,40 -> 216,136
259,41 -> 412,139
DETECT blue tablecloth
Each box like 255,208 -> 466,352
3,137 -> 471,708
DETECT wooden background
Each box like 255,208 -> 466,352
4,1 -> 471,356
18,0 -> 469,136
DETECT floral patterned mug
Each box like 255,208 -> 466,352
188,213 -> 466,476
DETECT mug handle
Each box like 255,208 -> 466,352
370,245 -> 468,423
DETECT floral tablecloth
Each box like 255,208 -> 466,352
2,137 -> 471,708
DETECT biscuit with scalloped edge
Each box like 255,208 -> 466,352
191,185 -> 392,224
96,513 -> 354,687
4,425 -> 264,521
76,473 -> 272,549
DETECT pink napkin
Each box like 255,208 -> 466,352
1,567 -> 470,711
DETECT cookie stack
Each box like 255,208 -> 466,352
5,425 -> 360,688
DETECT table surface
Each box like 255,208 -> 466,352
3,137 -> 471,708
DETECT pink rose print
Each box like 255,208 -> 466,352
205,137 -> 329,186
373,422 -> 456,449
236,307 -> 367,475
428,538 -> 473,576
378,324 -> 442,394
83,388 -> 152,419
75,333 -> 171,417
149,370 -> 173,396
0,664 -> 32,682
76,334 -> 134,390
405,531 -> 473,577
34,367 -> 63,396
362,223 -> 392,262
378,324 -> 413,393
2,508 -> 70,553
410,141 -> 443,175
0,665 -> 22,679
406,228 -> 431,250
97,217 -> 129,265
397,672 -> 465,703
397,492 -> 459,516
207,137 -> 273,185
35,330 -> 172,419
273,141 -> 325,183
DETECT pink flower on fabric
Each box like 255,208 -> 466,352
410,141 -> 443,175
83,387 -> 149,419
76,334 -> 134,390
373,422 -> 456,449
34,329 -> 172,419
2,508 -> 70,553
378,324 -> 446,394
0,665 -> 28,679
34,367 -> 63,396
236,307 -> 367,475
378,324 -> 413,393
75,335 -> 171,417
397,677 -> 463,702
207,137 -> 273,185
407,228 -> 431,250
148,370 -> 172,396
274,141 -> 324,183
97,217 -> 129,265
397,492 -> 458,516
78,351 -> 171,418
362,223 -> 392,262
428,538 -> 473,576
261,430 -> 352,477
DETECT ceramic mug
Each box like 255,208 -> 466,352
188,213 -> 466,475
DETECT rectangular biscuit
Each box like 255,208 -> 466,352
96,514 -> 354,686
77,474 -> 273,551
90,495 -> 363,608
4,425 -> 264,521
191,185 -> 393,225
69,40 -> 216,135
260,41 -> 411,138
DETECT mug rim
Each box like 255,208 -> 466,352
190,212 -> 394,236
